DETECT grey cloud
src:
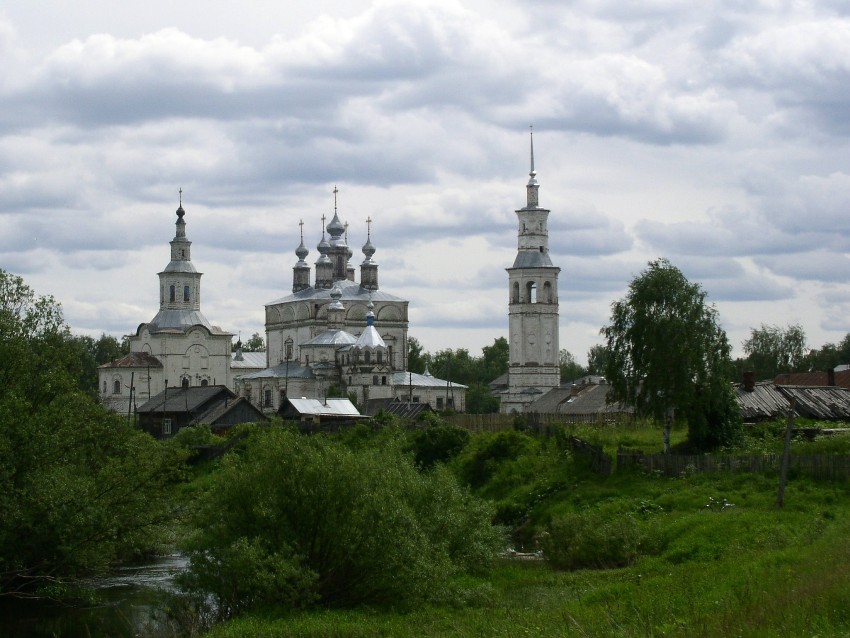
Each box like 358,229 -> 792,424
753,252 -> 850,283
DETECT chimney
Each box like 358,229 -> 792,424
828,369 -> 836,387
743,370 -> 755,392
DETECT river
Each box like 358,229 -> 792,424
0,554 -> 189,637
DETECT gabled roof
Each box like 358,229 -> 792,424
528,381 -> 631,415
735,382 -> 850,421
284,397 -> 363,418
136,385 -> 236,414
99,351 -> 163,369
190,396 -> 267,426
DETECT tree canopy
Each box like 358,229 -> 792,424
742,323 -> 807,380
601,259 -> 741,450
0,270 -> 184,596
241,332 -> 265,352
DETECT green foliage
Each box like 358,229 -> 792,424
586,343 -> 609,375
465,382 -> 499,414
241,332 -> 265,353
453,430 -> 539,490
558,349 -> 587,382
408,424 -> 470,469
170,424 -> 224,448
602,258 -> 741,450
543,507 -> 644,569
742,323 -> 807,380
407,336 -> 427,374
0,270 -> 185,595
804,332 -> 850,372
180,429 -> 503,617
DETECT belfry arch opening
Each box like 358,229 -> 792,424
526,281 -> 537,304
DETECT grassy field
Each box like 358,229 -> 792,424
194,422 -> 850,637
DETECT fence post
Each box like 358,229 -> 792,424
777,397 -> 796,509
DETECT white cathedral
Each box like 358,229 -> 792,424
99,134 -> 561,417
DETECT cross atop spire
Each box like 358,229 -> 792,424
333,185 -> 338,216
299,219 -> 304,242
529,125 -> 535,177
366,216 -> 372,239
525,126 -> 540,207
179,187 -> 183,207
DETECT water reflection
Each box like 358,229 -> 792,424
0,554 -> 188,638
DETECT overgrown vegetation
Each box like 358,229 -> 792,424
178,428 -> 504,619
0,270 -> 186,598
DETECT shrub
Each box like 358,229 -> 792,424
542,507 -> 643,570
179,429 -> 503,617
454,430 -> 538,489
408,424 -> 470,469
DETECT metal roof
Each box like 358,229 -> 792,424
510,251 -> 556,269
238,362 -> 315,380
144,309 -> 231,335
391,370 -> 467,389
303,329 -> 357,346
354,325 -> 386,349
286,397 -> 362,417
231,351 -> 267,369
161,261 -> 198,274
266,280 -> 405,306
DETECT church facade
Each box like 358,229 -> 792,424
501,133 -> 561,413
237,191 -> 465,412
100,192 -> 466,417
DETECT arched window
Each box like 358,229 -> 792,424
183,285 -> 190,302
377,351 -> 383,363
526,281 -> 537,304
200,379 -> 208,387
182,377 -> 189,389
264,388 -> 272,407
113,379 -> 121,394
169,285 -> 176,302
543,281 -> 553,303
284,338 -> 293,361
102,380 -> 107,394
512,282 -> 520,304
365,351 -> 371,364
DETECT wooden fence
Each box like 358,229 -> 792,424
617,448 -> 850,480
445,411 -> 635,432
570,437 -> 612,475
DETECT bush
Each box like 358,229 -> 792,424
179,429 -> 503,617
408,424 -> 470,469
542,507 -> 643,570
453,430 -> 538,489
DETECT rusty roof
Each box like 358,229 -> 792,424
98,351 -> 163,369
735,382 -> 850,421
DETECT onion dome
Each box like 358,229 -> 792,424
296,238 -> 309,262
328,284 -> 344,311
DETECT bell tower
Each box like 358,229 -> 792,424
502,130 -> 561,413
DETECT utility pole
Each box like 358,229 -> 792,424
777,397 -> 796,509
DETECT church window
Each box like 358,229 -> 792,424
349,376 -> 352,385
169,285 -> 176,302
365,351 -> 371,364
382,376 -> 387,385
512,282 -> 519,304
285,338 -> 293,361
305,355 -> 309,365
543,281 -> 553,303
201,379 -> 208,387
184,285 -> 190,302
264,388 -> 272,408
102,380 -> 107,394
373,375 -> 379,385
113,379 -> 121,394
388,346 -> 393,366
377,351 -> 383,363
162,419 -> 172,436
539,246 -> 544,252
182,377 -> 189,389
527,282 -> 537,303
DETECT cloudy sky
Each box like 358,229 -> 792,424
2,0 -> 849,365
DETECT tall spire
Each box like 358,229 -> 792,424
526,125 -> 540,208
